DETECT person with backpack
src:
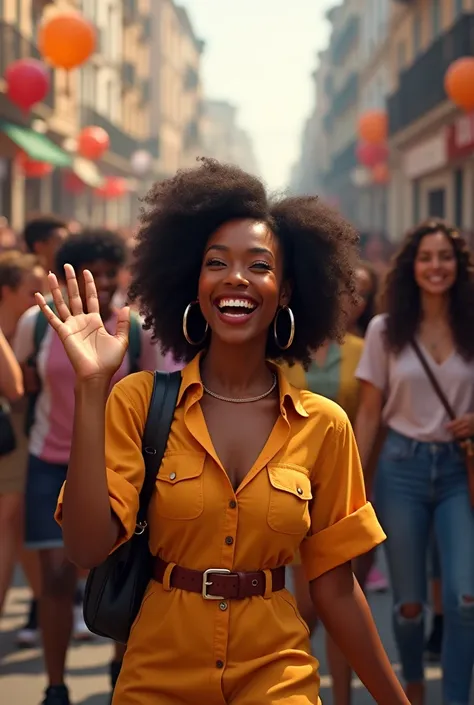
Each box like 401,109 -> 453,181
13,228 -> 176,705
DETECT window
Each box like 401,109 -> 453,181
428,189 -> 445,218
454,168 -> 464,227
432,0 -> 441,37
413,11 -> 421,56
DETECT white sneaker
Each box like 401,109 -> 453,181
73,604 -> 94,641
16,599 -> 39,649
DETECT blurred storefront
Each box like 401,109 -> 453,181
387,2 -> 473,239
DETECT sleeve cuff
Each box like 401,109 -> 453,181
300,502 -> 386,582
55,468 -> 140,554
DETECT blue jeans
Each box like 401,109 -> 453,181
375,429 -> 474,705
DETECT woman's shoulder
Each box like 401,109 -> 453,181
110,370 -> 155,413
298,386 -> 349,429
366,313 -> 388,335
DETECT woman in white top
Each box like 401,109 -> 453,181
355,219 -> 474,705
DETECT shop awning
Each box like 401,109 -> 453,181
0,120 -> 72,167
72,157 -> 105,188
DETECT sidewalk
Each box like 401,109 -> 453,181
0,581 -> 451,705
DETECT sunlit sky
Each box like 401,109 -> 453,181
184,0 -> 335,190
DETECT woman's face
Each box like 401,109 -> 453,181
198,219 -> 289,348
349,267 -> 374,326
414,231 -> 457,296
78,259 -> 119,319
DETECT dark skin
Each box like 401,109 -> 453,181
35,219 -> 408,704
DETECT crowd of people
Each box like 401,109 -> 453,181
0,158 -> 473,705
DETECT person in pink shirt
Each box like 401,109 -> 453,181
14,228 -> 178,705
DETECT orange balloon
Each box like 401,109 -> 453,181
445,57 -> 474,112
358,110 -> 388,144
372,163 -> 390,185
38,13 -> 96,70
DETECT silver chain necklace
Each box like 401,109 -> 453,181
202,373 -> 277,403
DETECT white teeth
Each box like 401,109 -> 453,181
218,298 -> 256,310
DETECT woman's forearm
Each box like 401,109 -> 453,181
0,329 -> 23,401
62,377 -> 119,568
354,409 -> 380,488
311,564 -> 408,705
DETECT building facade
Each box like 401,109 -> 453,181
200,99 -> 259,174
150,0 -> 204,178
387,0 -> 474,240
0,0 -> 79,229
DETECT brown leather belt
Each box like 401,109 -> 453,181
153,556 -> 285,600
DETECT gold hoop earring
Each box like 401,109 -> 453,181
183,301 -> 209,346
273,305 -> 295,350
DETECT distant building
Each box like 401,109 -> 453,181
201,99 -> 259,175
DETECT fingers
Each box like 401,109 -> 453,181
35,292 -> 65,334
115,306 -> 131,347
82,269 -> 100,314
47,271 -> 71,322
63,264 -> 84,316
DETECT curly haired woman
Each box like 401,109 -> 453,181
40,160 -> 406,704
355,219 -> 474,705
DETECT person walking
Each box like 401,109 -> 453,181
355,219 -> 474,705
44,161 -> 407,704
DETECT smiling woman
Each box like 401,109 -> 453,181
39,159 -> 409,705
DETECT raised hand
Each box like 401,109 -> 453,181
35,264 -> 130,381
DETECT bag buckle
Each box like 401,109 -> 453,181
202,568 -> 231,600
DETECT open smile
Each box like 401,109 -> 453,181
213,296 -> 259,324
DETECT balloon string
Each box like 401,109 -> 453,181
65,70 -> 71,98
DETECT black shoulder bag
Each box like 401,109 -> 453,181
83,370 -> 181,644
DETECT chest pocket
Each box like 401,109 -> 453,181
267,464 -> 312,535
156,453 -> 205,520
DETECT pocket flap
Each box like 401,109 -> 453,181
158,453 -> 205,484
267,464 -> 312,500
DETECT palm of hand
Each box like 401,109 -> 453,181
59,312 -> 127,379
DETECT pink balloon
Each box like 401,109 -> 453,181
5,58 -> 50,112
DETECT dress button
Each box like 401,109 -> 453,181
296,487 -> 303,495
225,536 -> 234,545
216,660 -> 224,669
219,601 -> 228,611
229,500 -> 237,509
169,472 -> 177,481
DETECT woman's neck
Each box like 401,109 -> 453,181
0,304 -> 19,341
420,292 -> 450,324
200,336 -> 274,398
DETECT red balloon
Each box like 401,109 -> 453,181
16,151 -> 53,178
356,142 -> 389,168
63,171 -> 85,194
78,126 -> 110,161
94,176 -> 128,199
5,58 -> 50,112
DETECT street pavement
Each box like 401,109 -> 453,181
0,569 -> 458,705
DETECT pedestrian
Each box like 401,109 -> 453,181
0,251 -> 45,616
45,160 -> 408,704
14,228 -> 174,705
286,260 -> 384,705
355,219 -> 474,705
14,215 -> 69,647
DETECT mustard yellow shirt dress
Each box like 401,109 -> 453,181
56,352 -> 385,704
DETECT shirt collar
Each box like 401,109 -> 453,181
177,351 -> 309,418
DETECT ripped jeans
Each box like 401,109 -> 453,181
375,429 -> 474,705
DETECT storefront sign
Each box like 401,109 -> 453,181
445,113 -> 474,161
403,132 -> 447,179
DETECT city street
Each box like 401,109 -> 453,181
0,568 -> 452,705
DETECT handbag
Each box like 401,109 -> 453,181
0,401 -> 16,457
411,340 -> 474,507
83,370 -> 181,644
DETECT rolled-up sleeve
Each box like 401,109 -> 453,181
300,413 -> 386,581
55,372 -> 153,553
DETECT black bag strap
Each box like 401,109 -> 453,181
411,340 -> 456,421
137,370 -> 181,524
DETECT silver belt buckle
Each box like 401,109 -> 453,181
202,568 -> 231,600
